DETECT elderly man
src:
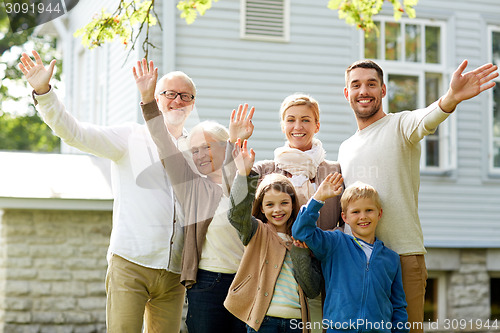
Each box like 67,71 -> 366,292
19,50 -> 197,332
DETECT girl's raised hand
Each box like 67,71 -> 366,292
229,104 -> 255,144
313,172 -> 343,202
232,138 -> 255,176
132,58 -> 158,104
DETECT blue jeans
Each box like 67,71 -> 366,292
246,316 -> 302,333
186,269 -> 246,333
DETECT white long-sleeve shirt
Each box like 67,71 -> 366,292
338,102 -> 450,255
34,89 -> 185,272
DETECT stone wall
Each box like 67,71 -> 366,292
448,250 -> 490,321
0,209 -> 112,333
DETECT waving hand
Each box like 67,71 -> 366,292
18,50 -> 56,95
132,58 -> 158,104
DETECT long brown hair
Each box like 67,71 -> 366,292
252,174 -> 300,235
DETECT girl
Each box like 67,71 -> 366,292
135,59 -> 249,333
224,139 -> 321,333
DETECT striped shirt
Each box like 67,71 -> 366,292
266,233 -> 301,319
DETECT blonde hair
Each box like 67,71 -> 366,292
279,93 -> 320,123
340,181 -> 382,212
155,71 -> 197,97
188,121 -> 229,145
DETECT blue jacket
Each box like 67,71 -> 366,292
292,199 -> 409,333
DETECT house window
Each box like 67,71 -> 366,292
492,278 -> 500,320
424,277 -> 437,321
240,0 -> 289,42
363,19 -> 453,171
424,273 -> 447,325
489,27 -> 500,172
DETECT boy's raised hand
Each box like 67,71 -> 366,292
229,103 -> 255,144
18,50 -> 56,95
232,138 -> 255,176
132,58 -> 158,104
313,172 -> 343,202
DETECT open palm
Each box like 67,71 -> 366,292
132,58 -> 158,103
314,172 -> 344,202
229,103 -> 255,143
18,50 -> 56,95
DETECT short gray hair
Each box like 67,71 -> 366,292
155,71 -> 197,97
188,121 -> 229,146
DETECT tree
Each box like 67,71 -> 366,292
1,2 -> 62,152
0,111 -> 60,152
75,0 -> 418,58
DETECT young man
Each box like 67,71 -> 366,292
19,51 -> 197,332
337,59 -> 498,333
292,174 -> 409,333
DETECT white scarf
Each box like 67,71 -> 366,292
274,138 -> 326,205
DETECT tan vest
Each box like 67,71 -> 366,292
224,221 -> 310,333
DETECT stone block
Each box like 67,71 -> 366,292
7,269 -> 37,280
65,258 -> 99,270
5,281 -> 30,296
3,311 -> 31,323
39,325 -> 73,333
72,270 -> 105,282
38,270 -> 72,281
31,311 -> 64,324
4,298 -> 32,311
86,282 -> 106,296
77,297 -> 105,311
63,311 -> 92,324
51,281 -> 86,297
30,282 -> 53,296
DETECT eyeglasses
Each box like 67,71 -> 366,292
159,90 -> 195,102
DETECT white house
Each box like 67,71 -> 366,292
3,0 -> 499,330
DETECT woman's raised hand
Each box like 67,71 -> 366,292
232,138 -> 255,176
132,58 -> 158,104
313,172 -> 344,202
18,50 -> 56,95
229,103 -> 255,144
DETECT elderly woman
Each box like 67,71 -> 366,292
133,59 -> 247,333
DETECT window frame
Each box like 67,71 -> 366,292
361,17 -> 456,173
424,272 -> 448,329
488,25 -> 500,175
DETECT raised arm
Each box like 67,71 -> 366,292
132,58 -> 158,104
135,59 -> 200,202
227,139 -> 259,244
292,172 -> 343,260
18,51 -> 128,161
439,60 -> 498,113
313,172 -> 343,202
229,104 -> 255,144
232,138 -> 255,176
19,50 -> 55,95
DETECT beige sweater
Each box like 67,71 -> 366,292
141,101 -> 236,287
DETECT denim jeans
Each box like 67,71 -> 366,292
246,316 -> 302,333
186,269 -> 246,333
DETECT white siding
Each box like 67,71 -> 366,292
156,0 -> 358,161
413,0 -> 500,247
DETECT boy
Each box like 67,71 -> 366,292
292,172 -> 408,333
